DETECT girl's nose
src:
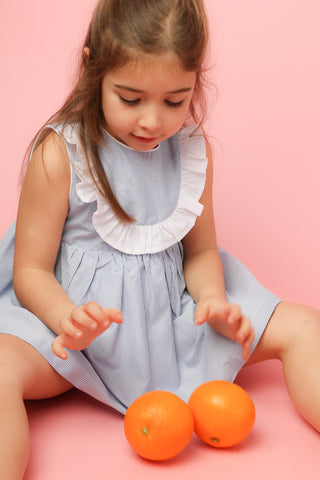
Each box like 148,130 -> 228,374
138,105 -> 162,132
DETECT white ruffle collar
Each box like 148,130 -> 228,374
62,124 -> 208,255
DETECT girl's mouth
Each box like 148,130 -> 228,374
132,134 -> 159,144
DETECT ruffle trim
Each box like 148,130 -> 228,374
62,124 -> 208,255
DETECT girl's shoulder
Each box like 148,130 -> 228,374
24,124 -> 73,209
30,126 -> 70,178
44,122 -> 80,146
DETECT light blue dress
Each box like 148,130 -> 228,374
0,123 -> 280,414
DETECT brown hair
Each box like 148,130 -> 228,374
27,0 -> 209,222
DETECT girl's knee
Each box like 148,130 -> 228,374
0,334 -> 72,399
268,302 -> 320,355
0,335 -> 29,393
276,302 -> 320,332
247,302 -> 320,364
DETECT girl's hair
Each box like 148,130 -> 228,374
27,0 -> 209,222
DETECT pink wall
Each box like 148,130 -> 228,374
204,0 -> 320,308
1,0 -> 319,308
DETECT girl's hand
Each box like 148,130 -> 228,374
195,298 -> 254,361
52,301 -> 123,359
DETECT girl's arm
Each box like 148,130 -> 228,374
13,132 -> 122,359
13,132 -> 74,327
182,141 -> 254,360
182,141 -> 226,304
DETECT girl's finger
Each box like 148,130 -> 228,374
52,336 -> 68,360
195,302 -> 210,325
103,308 -> 123,324
236,315 -> 255,360
236,315 -> 252,341
60,317 -> 83,338
241,330 -> 255,361
71,307 -> 97,330
227,304 -> 242,325
83,303 -> 123,327
83,301 -> 108,324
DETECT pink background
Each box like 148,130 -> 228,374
0,1 -> 319,478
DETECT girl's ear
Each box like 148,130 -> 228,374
83,47 -> 90,62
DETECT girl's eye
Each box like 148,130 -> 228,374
165,99 -> 184,108
119,96 -> 140,106
119,96 -> 184,108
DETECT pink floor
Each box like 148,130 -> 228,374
24,360 -> 318,480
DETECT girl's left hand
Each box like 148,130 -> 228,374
195,298 -> 255,361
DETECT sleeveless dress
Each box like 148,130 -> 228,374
0,123 -> 280,414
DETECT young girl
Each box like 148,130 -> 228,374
0,0 -> 319,477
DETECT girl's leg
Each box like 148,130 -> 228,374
246,302 -> 320,431
0,334 -> 72,480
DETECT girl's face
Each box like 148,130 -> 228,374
101,53 -> 196,151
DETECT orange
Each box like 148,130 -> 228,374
124,390 -> 194,461
188,380 -> 255,448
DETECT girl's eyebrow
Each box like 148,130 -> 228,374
114,84 -> 193,94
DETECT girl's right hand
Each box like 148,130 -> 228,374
52,301 -> 123,359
